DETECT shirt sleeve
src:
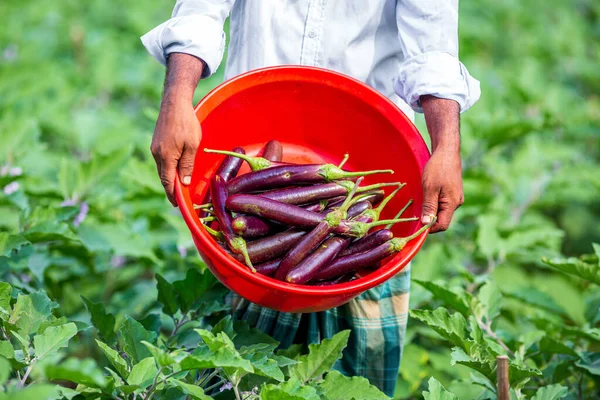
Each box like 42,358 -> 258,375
140,0 -> 236,78
394,0 -> 480,113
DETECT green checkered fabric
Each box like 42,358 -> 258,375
226,266 -> 411,397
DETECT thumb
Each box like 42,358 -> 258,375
178,142 -> 198,186
421,186 -> 439,225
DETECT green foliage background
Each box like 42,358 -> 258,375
0,0 -> 599,399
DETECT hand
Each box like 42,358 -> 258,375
150,53 -> 204,206
421,149 -> 464,233
150,97 -> 201,206
419,95 -> 463,232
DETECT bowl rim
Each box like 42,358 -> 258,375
175,65 -> 431,297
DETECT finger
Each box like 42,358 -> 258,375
421,185 -> 439,227
430,206 -> 454,233
160,157 -> 178,207
178,141 -> 198,186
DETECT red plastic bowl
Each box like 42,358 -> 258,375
175,66 -> 430,313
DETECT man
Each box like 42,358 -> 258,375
142,0 -> 479,396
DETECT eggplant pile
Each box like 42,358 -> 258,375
196,140 -> 436,286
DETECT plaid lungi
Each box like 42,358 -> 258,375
226,266 -> 411,397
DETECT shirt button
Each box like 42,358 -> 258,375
308,31 -> 316,38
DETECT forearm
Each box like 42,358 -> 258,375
420,95 -> 460,154
162,53 -> 205,106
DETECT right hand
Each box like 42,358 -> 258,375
150,96 -> 201,206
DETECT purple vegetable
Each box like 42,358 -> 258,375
210,175 -> 254,271
225,162 -> 393,194
285,236 -> 351,284
314,218 -> 436,281
216,147 -> 246,181
261,140 -> 283,162
338,229 -> 394,257
274,178 -> 363,281
231,215 -> 280,239
255,258 -> 281,277
259,181 -> 398,205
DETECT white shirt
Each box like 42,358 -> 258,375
141,0 -> 480,118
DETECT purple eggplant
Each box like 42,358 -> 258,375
225,162 -> 393,194
274,179 -> 363,281
261,140 -> 283,162
259,181 -> 398,205
210,175 -> 254,271
338,229 -> 394,257
314,218 -> 436,281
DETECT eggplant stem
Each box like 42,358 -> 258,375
339,177 -> 364,211
368,217 -> 419,229
320,164 -> 394,181
229,237 -> 256,272
203,225 -> 224,240
200,216 -> 216,223
385,199 -> 414,229
338,153 -> 350,169
194,203 -> 212,210
374,183 -> 405,214
204,148 -> 272,171
392,216 -> 437,250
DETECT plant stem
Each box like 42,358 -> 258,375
20,359 -> 36,386
171,314 -> 189,337
578,372 -> 584,399
477,319 -> 515,357
146,366 -> 165,400
203,378 -> 227,393
198,368 -> 220,387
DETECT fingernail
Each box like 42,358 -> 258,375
182,176 -> 191,185
421,215 -> 432,224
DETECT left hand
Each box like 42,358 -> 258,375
420,148 -> 464,233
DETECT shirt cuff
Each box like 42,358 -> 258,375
394,51 -> 481,114
140,15 -> 226,78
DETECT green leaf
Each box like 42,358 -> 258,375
0,357 -> 11,386
45,357 -> 107,388
531,384 -> 568,400
422,377 -> 458,400
0,233 -> 29,258
156,274 -> 178,316
319,370 -> 389,400
212,315 -> 236,340
169,378 -> 212,400
508,362 -> 542,386
505,287 -> 567,316
450,347 -> 495,382
542,255 -> 600,285
413,280 -> 471,316
260,378 -> 320,400
476,215 -> 503,259
81,296 -> 116,344
539,337 -> 579,358
576,352 -> 600,376
173,268 -> 219,313
0,384 -> 61,400
120,316 -> 157,364
244,353 -> 284,382
0,341 -> 14,360
142,341 -> 175,367
0,282 -> 11,320
289,330 -> 350,383
33,322 -> 77,360
181,345 -> 253,373
474,282 -> 502,322
234,320 -> 279,352
96,339 -> 129,379
127,357 -> 157,388
410,308 -> 469,352
9,291 -> 57,336
277,344 -> 303,360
